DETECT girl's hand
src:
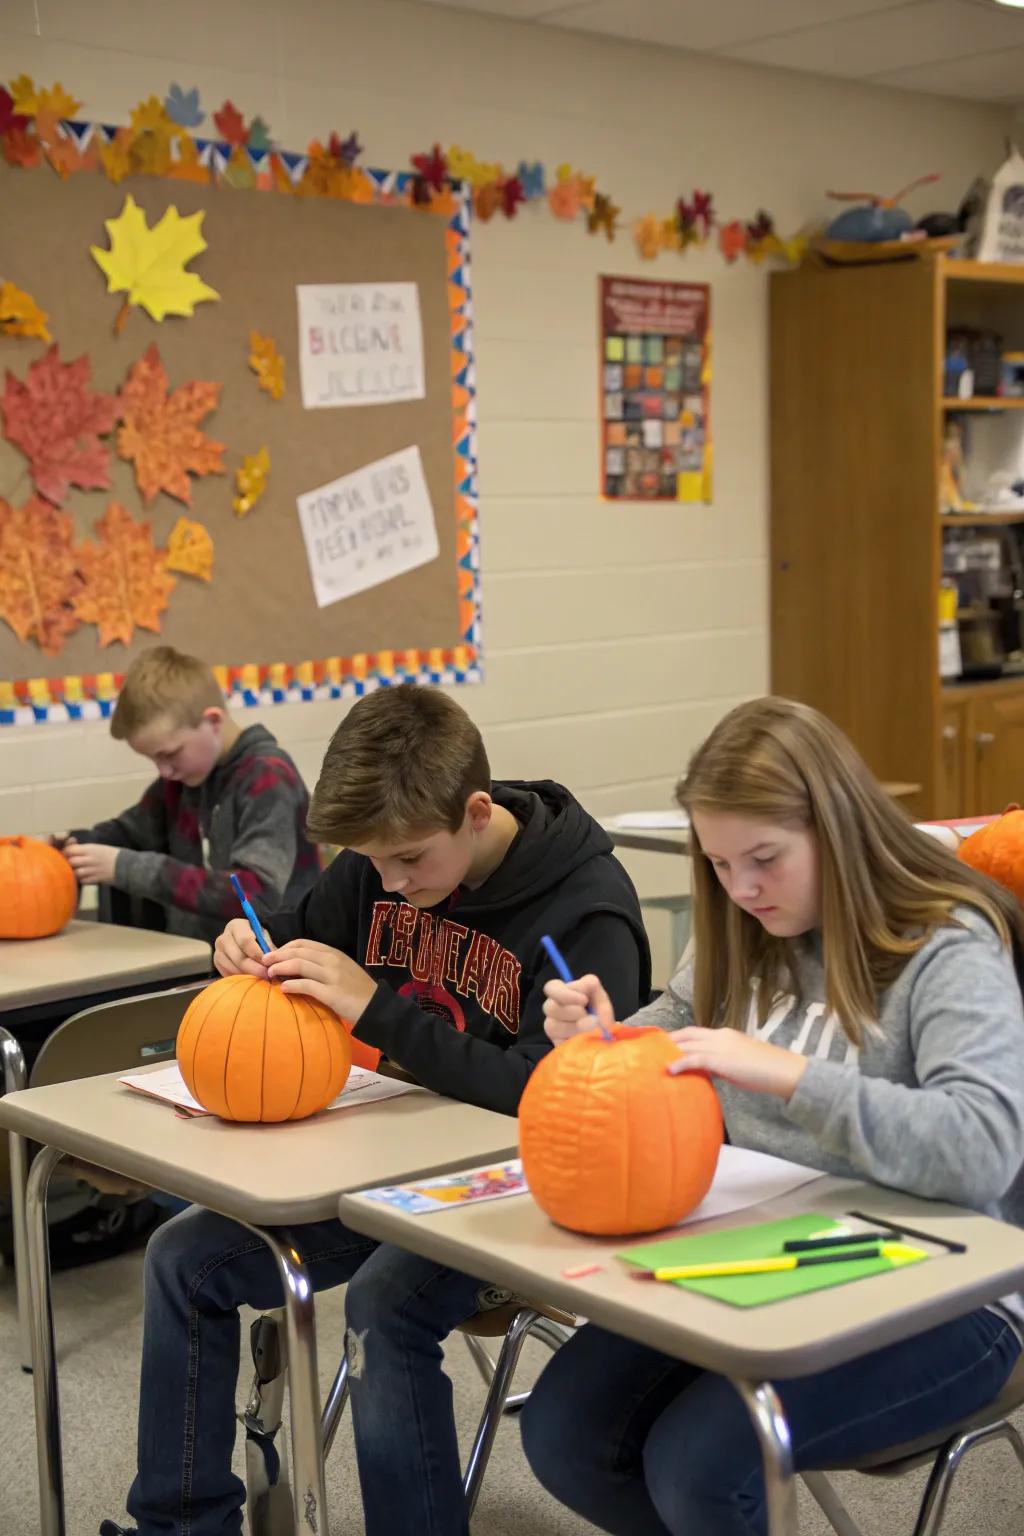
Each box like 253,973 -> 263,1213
214,918 -> 270,979
667,1026 -> 808,1101
542,974 -> 615,1044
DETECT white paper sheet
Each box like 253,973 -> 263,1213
679,1146 -> 824,1226
296,444 -> 440,608
296,282 -> 424,409
607,810 -> 689,831
119,1063 -> 418,1117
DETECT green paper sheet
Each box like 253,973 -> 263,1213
619,1214 -> 928,1308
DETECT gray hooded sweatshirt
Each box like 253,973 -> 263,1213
635,906 -> 1024,1331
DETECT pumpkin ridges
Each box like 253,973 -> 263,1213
0,835 -> 77,939
280,988 -> 305,1121
216,976 -> 250,1120
176,978 -> 224,1092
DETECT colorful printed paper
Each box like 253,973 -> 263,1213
600,276 -> 711,504
296,283 -> 424,409
90,194 -> 220,329
1,346 -> 118,505
296,445 -> 439,608
360,1160 -> 527,1215
117,345 -> 225,506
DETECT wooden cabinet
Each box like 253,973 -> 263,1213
770,257 -> 1024,818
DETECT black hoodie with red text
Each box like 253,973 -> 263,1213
267,780 -> 651,1116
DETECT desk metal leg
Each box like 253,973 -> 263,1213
26,1144 -> 67,1536
734,1379 -> 799,1536
0,1026 -> 31,1372
243,1224 -> 328,1536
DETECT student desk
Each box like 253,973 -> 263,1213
0,1068 -> 519,1536
339,1174 -> 1024,1536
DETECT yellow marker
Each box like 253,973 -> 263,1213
638,1241 -> 924,1282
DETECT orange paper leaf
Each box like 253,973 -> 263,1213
1,346 -> 118,506
117,344 -> 224,506
3,125 -> 42,168
0,281 -> 51,342
34,82 -> 81,120
166,515 -> 214,582
248,331 -> 284,400
73,501 -> 175,647
233,446 -> 270,517
0,496 -> 83,654
166,133 -> 210,185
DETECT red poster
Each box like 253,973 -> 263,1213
599,275 -> 711,503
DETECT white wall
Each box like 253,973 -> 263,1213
0,0 -> 1010,979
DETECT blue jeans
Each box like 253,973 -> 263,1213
521,1308 -> 1021,1536
126,1206 -> 503,1536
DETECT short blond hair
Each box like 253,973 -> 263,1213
111,647 -> 225,739
307,686 -> 490,846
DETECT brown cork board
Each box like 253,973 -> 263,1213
0,147 -> 477,714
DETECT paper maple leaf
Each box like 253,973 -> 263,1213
90,194 -> 220,331
73,501 -> 175,647
0,496 -> 83,654
166,515 -> 214,581
0,280 -> 51,341
3,125 -> 41,168
0,86 -> 29,136
1,346 -> 118,506
233,446 -> 270,517
117,344 -> 224,506
248,331 -> 284,400
214,99 -> 248,147
35,82 -> 81,119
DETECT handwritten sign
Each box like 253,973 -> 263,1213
296,282 -> 425,409
296,446 -> 440,608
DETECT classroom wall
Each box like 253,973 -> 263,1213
0,0 -> 1011,980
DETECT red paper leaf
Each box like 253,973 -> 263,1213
73,501 -> 176,647
411,143 -> 448,191
1,346 -> 119,506
213,99 -> 248,147
2,125 -> 41,168
0,86 -> 30,137
501,175 -> 525,219
0,496 -> 83,654
117,344 -> 224,506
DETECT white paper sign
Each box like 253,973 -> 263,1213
296,445 -> 440,608
297,282 -> 425,409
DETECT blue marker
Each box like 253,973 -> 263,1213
540,934 -> 612,1041
230,872 -> 271,955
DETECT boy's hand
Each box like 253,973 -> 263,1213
63,842 -> 117,885
542,974 -> 616,1044
49,833 -> 75,852
667,1027 -> 808,1101
214,918 -> 270,979
264,940 -> 378,1022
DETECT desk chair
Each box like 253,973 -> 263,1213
803,1354 -> 1024,1536
242,1297 -> 576,1535
0,982 -> 210,1368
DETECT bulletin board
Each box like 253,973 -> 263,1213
0,119 -> 480,725
599,275 -> 711,503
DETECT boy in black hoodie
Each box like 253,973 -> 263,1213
104,686 -> 649,1536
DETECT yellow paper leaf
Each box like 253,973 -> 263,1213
35,82 -> 81,119
233,446 -> 270,517
248,331 -> 284,400
90,194 -> 220,328
99,128 -> 135,184
131,96 -> 173,135
166,515 -> 214,581
9,74 -> 38,115
0,281 -> 51,341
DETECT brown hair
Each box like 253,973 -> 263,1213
110,647 -> 225,739
307,685 -> 491,846
679,696 -> 1024,1046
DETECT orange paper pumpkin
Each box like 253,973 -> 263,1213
176,974 -> 354,1122
958,807 -> 1024,903
519,1025 -> 723,1236
0,835 -> 78,939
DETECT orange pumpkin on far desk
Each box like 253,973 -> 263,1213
519,1025 -> 723,1236
177,973 -> 370,1122
0,835 -> 78,939
958,806 -> 1024,902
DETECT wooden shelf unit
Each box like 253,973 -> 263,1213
770,256 -> 1024,820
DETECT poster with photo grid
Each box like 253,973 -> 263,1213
600,276 -> 711,504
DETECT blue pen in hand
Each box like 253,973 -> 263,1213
230,872 -> 271,956
540,934 -> 613,1041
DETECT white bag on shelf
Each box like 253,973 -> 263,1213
977,148 -> 1024,264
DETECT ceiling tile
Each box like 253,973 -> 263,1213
538,0 -> 913,52
722,0 -> 1024,77
873,40 -> 1024,96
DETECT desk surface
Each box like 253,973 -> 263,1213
0,921 -> 211,1011
0,1065 -> 519,1226
339,1175 -> 1024,1380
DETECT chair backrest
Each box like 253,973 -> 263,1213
29,980 -> 211,1087
0,982 -> 210,1213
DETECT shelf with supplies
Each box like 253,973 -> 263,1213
940,512 -> 1024,525
942,259 -> 1024,288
